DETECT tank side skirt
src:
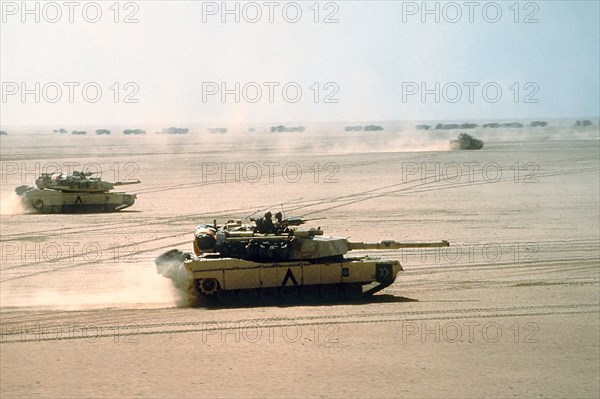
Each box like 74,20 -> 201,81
191,260 -> 400,293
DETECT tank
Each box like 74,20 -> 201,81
450,133 -> 484,150
155,213 -> 449,305
15,171 -> 140,213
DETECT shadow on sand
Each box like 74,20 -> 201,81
188,294 -> 419,310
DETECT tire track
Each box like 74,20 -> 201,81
2,303 -> 597,343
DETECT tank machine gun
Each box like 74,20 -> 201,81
155,213 -> 449,305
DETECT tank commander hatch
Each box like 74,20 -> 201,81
256,211 -> 277,234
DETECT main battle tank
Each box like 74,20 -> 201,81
15,171 -> 140,213
155,213 -> 449,305
450,133 -> 484,150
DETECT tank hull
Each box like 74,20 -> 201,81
17,188 -> 137,213
155,250 -> 402,304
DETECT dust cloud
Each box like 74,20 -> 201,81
0,194 -> 26,215
0,263 -> 179,311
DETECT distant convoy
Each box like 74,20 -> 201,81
41,119 -> 595,137
0,119 -> 593,143
416,120 -> 556,130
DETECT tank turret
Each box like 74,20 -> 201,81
35,171 -> 140,193
15,171 -> 140,213
192,218 -> 448,262
155,213 -> 450,306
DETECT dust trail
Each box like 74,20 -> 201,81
154,249 -> 199,308
0,194 -> 27,215
0,263 -> 180,311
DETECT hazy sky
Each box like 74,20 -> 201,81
1,0 -> 599,125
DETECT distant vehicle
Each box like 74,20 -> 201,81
363,125 -> 384,131
15,171 -> 140,213
436,123 -> 460,130
482,122 -> 524,128
270,125 -> 305,133
71,130 -> 86,135
53,128 -> 68,134
208,128 -> 228,134
450,133 -> 484,150
155,214 -> 449,305
158,127 -> 189,134
123,129 -> 146,135
0,130 -> 7,135
96,129 -> 111,135
345,126 -> 363,131
573,120 -> 593,127
529,121 -> 548,127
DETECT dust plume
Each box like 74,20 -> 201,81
154,249 -> 199,308
0,193 -> 27,215
0,263 -> 181,311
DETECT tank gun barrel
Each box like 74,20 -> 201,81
348,240 -> 449,250
113,180 -> 141,186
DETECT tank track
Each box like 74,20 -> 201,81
193,279 -> 390,306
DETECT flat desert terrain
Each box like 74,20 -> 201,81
1,130 -> 599,398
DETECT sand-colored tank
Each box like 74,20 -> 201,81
155,214 -> 449,305
450,133 -> 484,150
15,171 -> 140,213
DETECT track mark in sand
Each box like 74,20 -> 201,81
2,303 -> 598,343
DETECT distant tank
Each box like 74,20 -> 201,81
450,133 -> 484,150
155,213 -> 449,305
15,171 -> 140,213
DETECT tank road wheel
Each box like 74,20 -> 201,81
320,284 -> 339,302
343,283 -> 364,300
237,288 -> 259,304
301,285 -> 319,302
33,199 -> 44,210
216,289 -> 236,305
260,287 -> 279,303
279,286 -> 299,303
199,278 -> 218,296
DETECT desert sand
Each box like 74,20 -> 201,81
1,129 -> 599,398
